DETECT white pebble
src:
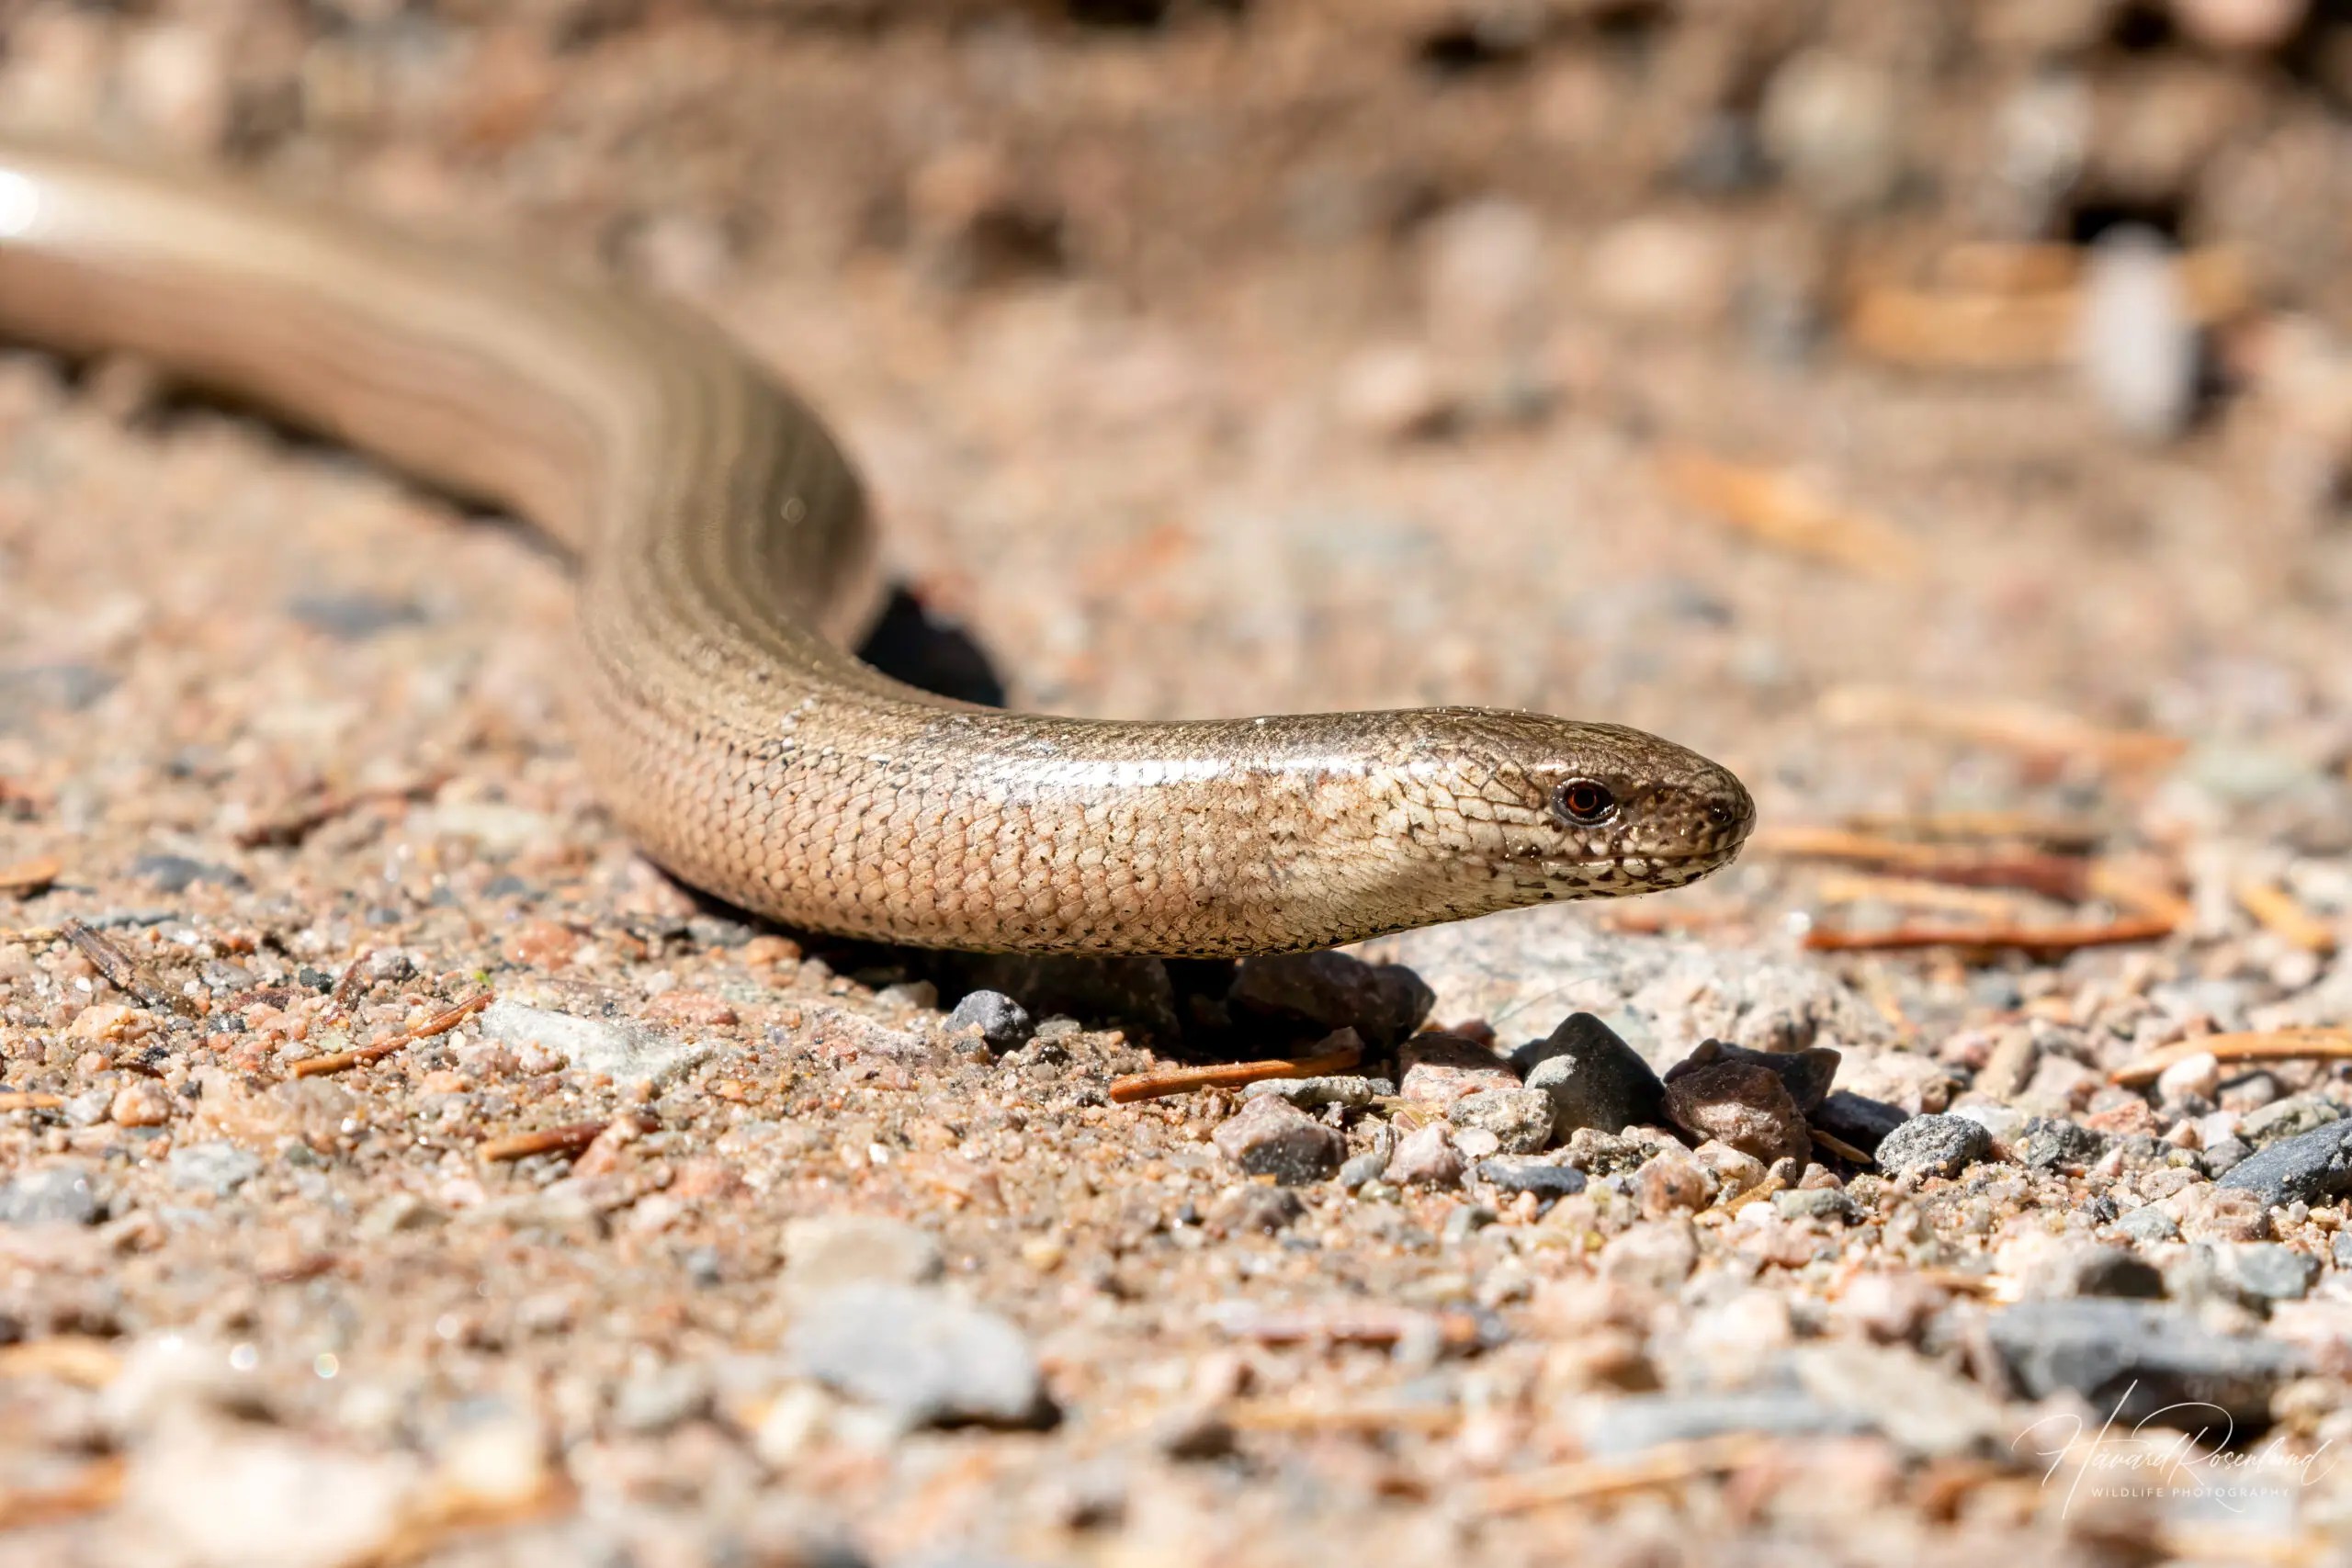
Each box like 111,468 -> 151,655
2156,1050 -> 2222,1106
2076,226 -> 2198,443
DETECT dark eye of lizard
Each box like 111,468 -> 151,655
1552,779 -> 1617,827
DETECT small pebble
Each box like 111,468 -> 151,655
782,1214 -> 944,1290
2155,1052 -> 2222,1107
110,1080 -> 172,1128
1450,1087 -> 1554,1155
0,1164 -> 100,1226
1241,1075 -> 1376,1111
1397,1033 -> 1519,1106
945,989 -> 1033,1054
1637,1154 -> 1713,1217
2076,226 -> 2197,444
1664,1062 -> 1811,1169
1211,1094 -> 1346,1187
790,1282 -> 1049,1429
1387,1122 -> 1465,1189
1874,1114 -> 1996,1180
165,1142 -> 262,1198
1474,1156 -> 1589,1200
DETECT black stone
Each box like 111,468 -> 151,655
944,989 -> 1035,1055
1663,1037 -> 1840,1113
2018,1117 -> 2105,1171
131,852 -> 248,894
1812,1090 -> 1907,1155
2217,1121 -> 2352,1210
1227,952 -> 1433,1049
1985,1299 -> 2303,1431
1515,1012 -> 1668,1138
1474,1157 -> 1589,1200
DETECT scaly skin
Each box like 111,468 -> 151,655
0,140 -> 1754,955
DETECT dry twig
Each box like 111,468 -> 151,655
1108,1034 -> 1363,1104
62,918 -> 187,1015
1471,1433 -> 1770,1516
235,773 -> 446,848
479,1118 -> 613,1163
0,1455 -> 125,1530
1816,685 -> 2187,770
291,992 -> 492,1078
1802,915 -> 2176,954
0,1091 -> 63,1112
2109,1029 -> 2352,1089
2234,879 -> 2337,955
1656,448 -> 1922,579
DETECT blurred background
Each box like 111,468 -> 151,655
8,8 -> 2352,1562
3,0 -> 2350,955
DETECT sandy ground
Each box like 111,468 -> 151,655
5,3 -> 2352,1565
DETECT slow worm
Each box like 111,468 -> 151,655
0,140 -> 1753,956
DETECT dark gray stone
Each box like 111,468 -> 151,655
2018,1117 -> 2105,1170
2201,1137 -> 2253,1178
1518,1013 -> 1668,1138
1227,952 -> 1432,1049
790,1283 -> 1050,1427
1813,1090 -> 1906,1155
286,591 -> 425,641
2239,1095 -> 2343,1151
1474,1157 -> 1589,1200
2116,1205 -> 2182,1245
1338,1146 -> 1391,1191
1210,1095 -> 1345,1186
1241,1075 -> 1376,1111
131,852 -> 247,894
2066,1246 -> 2165,1299
1984,1299 -> 2304,1429
1582,1392 -> 1871,1458
944,989 -> 1034,1055
2222,1243 -> 2318,1303
944,954 -> 1176,1040
1874,1114 -> 1994,1179
0,661 -> 116,719
2217,1121 -> 2352,1209
1665,1037 -> 1841,1113
0,1164 -> 99,1226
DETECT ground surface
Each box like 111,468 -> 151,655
5,2 -> 2352,1565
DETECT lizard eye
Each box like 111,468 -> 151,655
1552,779 -> 1617,827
